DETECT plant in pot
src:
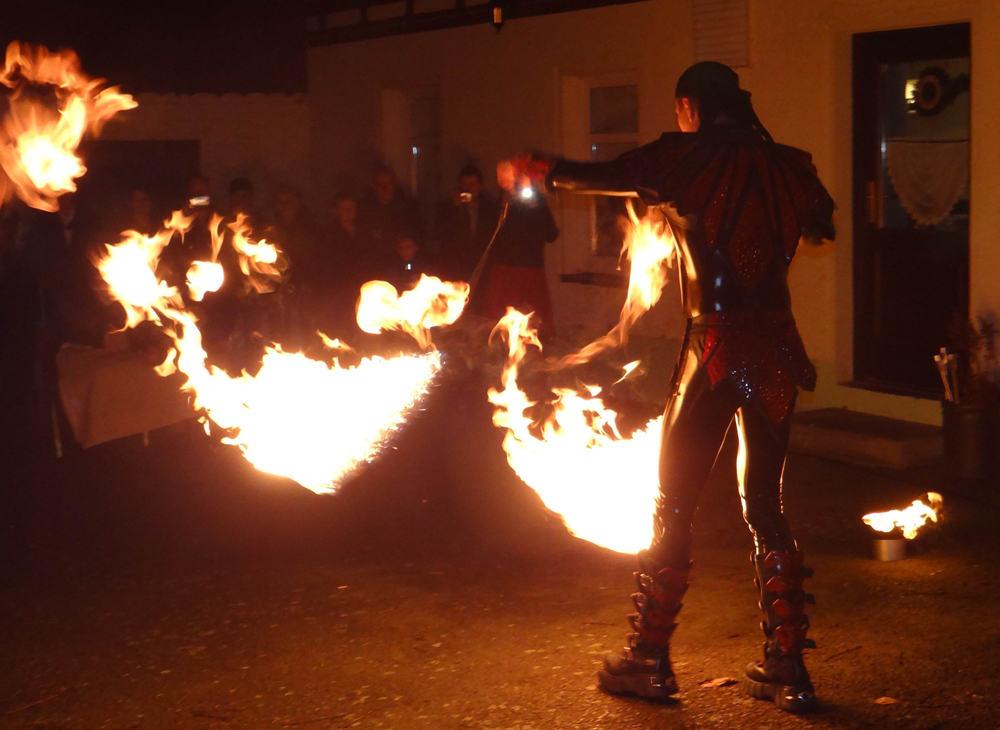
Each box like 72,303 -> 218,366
942,315 -> 999,480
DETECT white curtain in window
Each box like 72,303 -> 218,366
885,139 -> 969,227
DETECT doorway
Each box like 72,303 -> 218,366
379,86 -> 441,228
852,23 -> 970,396
77,139 -> 201,223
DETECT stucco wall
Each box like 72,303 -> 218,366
738,0 -> 989,425
101,93 -> 311,210
307,2 -> 692,345
306,0 -> 1000,425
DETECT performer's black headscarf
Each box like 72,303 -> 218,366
674,61 -> 773,143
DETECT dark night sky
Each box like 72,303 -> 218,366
1,1 -> 307,95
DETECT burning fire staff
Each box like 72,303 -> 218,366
517,62 -> 835,712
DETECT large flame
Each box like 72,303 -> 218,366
229,213 -> 285,293
97,214 -> 458,493
164,307 -> 442,493
186,260 -> 224,302
0,42 -> 136,211
487,208 -> 681,553
95,227 -> 179,329
357,275 -> 470,350
489,309 -> 662,554
185,214 -> 226,301
550,202 -> 679,369
862,492 -> 943,540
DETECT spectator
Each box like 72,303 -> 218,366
162,175 -> 216,286
327,192 -> 360,269
23,193 -> 106,347
481,160 -> 559,338
326,190 -> 378,288
434,164 -> 501,281
267,186 -> 319,345
270,185 -> 319,282
0,203 -> 38,432
204,177 -> 263,349
160,176 -> 240,346
286,191 -> 355,336
385,232 -> 429,292
358,165 -> 422,264
123,186 -> 157,236
227,176 -> 262,230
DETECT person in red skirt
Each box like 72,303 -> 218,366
480,160 -> 559,339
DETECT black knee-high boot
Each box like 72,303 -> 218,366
598,550 -> 689,699
742,549 -> 817,713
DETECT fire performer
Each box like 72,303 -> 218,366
513,62 -> 835,712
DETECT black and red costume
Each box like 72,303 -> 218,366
539,62 -> 834,712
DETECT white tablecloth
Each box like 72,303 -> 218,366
57,344 -> 194,448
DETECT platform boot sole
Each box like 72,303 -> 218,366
598,669 -> 679,699
741,673 -> 815,713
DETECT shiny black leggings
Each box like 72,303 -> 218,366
650,336 -> 796,570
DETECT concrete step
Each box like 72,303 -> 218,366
789,407 -> 942,470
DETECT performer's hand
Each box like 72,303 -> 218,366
511,153 -> 555,185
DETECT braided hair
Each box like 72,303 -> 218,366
675,61 -> 773,143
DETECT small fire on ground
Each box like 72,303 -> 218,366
862,492 -> 944,540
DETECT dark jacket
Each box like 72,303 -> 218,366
434,193 -> 502,280
548,127 -> 835,317
357,189 -> 423,261
24,207 -> 108,346
489,193 -> 558,270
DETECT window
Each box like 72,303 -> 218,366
587,82 -> 639,256
380,86 -> 441,223
692,0 -> 749,69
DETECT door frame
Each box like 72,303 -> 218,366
851,22 -> 971,397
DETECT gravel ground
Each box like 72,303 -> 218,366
2,374 -> 998,729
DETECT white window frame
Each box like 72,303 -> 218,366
585,72 -> 640,256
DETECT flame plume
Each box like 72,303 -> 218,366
95,227 -> 180,329
863,492 -> 943,540
549,202 -> 680,370
164,307 -> 442,493
185,214 -> 225,301
489,309 -> 662,554
0,42 -> 135,211
186,260 -> 225,302
97,214 -> 457,493
356,275 -> 470,350
229,213 -> 285,293
487,208 -> 682,553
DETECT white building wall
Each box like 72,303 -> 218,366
100,93 -> 311,211
94,1 -> 997,426
306,0 -> 1000,426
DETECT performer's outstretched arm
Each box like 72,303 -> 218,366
510,144 -> 658,201
545,158 -> 641,198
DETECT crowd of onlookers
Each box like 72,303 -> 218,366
0,159 -> 561,440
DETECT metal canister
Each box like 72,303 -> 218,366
874,538 -> 906,561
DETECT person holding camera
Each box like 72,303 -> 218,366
479,160 -> 559,338
434,164 -> 501,283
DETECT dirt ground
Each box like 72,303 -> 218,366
2,372 -> 999,730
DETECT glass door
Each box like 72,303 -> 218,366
852,23 -> 970,395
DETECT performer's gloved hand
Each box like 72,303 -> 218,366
510,153 -> 555,186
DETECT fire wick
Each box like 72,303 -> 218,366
467,199 -> 510,291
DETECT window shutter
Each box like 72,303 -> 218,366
693,0 -> 750,68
